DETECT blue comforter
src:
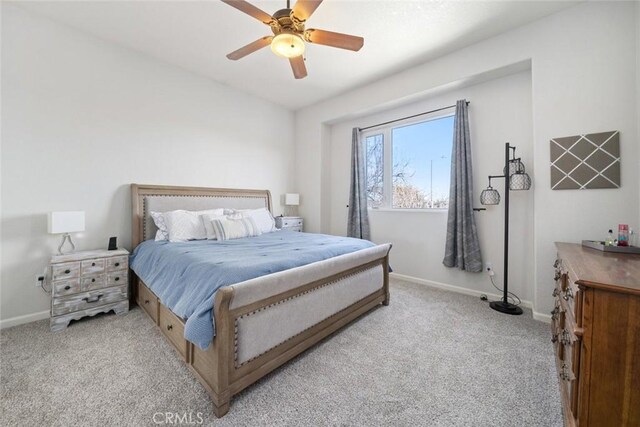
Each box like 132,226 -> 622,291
129,231 -> 374,349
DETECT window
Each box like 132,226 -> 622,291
364,114 -> 454,210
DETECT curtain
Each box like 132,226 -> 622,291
347,128 -> 370,240
443,100 -> 483,272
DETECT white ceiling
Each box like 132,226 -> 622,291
15,1 -> 580,110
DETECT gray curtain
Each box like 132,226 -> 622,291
347,128 -> 370,240
443,100 -> 482,272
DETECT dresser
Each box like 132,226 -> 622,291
275,216 -> 303,232
552,242 -> 640,427
49,249 -> 129,331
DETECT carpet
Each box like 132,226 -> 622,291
0,279 -> 562,426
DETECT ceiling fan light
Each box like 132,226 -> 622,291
271,32 -> 305,58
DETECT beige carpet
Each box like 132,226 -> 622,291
0,279 -> 562,426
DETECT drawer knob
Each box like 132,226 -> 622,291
64,285 -> 71,290
91,262 -> 96,267
167,324 -> 173,331
91,278 -> 95,283
82,295 -> 103,303
115,277 -> 120,282
64,269 -> 71,274
115,262 -> 120,267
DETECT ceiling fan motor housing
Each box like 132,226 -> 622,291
270,8 -> 305,36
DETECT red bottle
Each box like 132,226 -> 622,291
618,224 -> 629,247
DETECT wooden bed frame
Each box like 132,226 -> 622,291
130,184 -> 391,417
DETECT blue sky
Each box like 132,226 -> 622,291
392,115 -> 454,199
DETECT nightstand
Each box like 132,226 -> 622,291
275,216 -> 303,232
48,249 -> 129,331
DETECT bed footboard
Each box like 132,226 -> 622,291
189,243 -> 391,417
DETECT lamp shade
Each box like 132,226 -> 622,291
271,32 -> 305,58
48,211 -> 85,234
509,173 -> 532,191
480,188 -> 501,205
285,193 -> 300,206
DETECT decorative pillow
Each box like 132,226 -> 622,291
164,209 -> 224,242
200,213 -> 227,240
236,208 -> 276,234
150,211 -> 169,241
210,217 -> 262,241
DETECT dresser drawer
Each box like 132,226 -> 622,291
52,285 -> 127,316
52,262 -> 80,281
282,219 -> 302,227
81,259 -> 105,275
158,304 -> 189,361
137,281 -> 159,324
106,256 -> 128,272
82,274 -> 107,291
107,271 -> 127,287
287,226 -> 302,232
52,278 -> 81,297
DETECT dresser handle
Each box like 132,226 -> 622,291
91,262 -> 96,267
82,295 -> 103,303
115,277 -> 120,282
64,269 -> 71,274
563,289 -> 574,301
91,278 -> 95,283
64,285 -> 71,290
115,262 -> 120,267
167,324 -> 173,331
559,364 -> 572,381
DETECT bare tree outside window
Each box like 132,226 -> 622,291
363,115 -> 454,210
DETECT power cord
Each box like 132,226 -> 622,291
489,274 -> 521,306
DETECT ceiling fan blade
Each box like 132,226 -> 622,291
289,55 -> 307,79
304,29 -> 364,51
220,0 -> 274,24
292,0 -> 323,21
226,36 -> 273,60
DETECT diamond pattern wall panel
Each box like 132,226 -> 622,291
549,131 -> 620,190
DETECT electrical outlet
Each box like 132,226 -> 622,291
35,275 -> 45,287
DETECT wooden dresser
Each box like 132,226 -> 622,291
49,249 -> 130,331
552,242 -> 639,427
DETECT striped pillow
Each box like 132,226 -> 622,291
210,217 -> 262,241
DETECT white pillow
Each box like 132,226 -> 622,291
200,213 -> 227,240
164,209 -> 224,242
210,216 -> 261,241
150,211 -> 169,241
236,208 -> 276,234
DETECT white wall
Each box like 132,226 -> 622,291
328,71 -> 534,303
295,2 -> 639,317
0,5 -> 295,324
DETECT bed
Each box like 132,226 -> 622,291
130,184 -> 391,417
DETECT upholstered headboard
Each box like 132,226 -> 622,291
131,184 -> 272,247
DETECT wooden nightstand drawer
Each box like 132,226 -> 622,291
107,271 -> 127,287
106,256 -> 128,271
52,262 -> 80,281
137,281 -> 159,324
81,259 -> 105,275
82,274 -> 107,291
53,278 -> 81,296
159,304 -> 189,360
52,285 -> 127,316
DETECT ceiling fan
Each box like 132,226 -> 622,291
221,0 -> 364,79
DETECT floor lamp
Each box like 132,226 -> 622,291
480,143 -> 532,315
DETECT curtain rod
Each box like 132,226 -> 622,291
358,101 -> 470,132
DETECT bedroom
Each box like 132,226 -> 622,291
1,0 -> 639,425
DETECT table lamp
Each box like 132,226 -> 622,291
48,211 -> 85,255
285,193 -> 299,216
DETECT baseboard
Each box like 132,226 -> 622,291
389,272 -> 551,323
0,310 -> 49,329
